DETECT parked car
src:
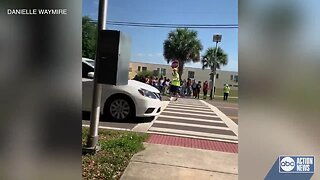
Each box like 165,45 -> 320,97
82,58 -> 162,121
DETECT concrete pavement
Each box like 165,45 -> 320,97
120,143 -> 238,180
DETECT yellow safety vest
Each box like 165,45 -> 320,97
172,73 -> 180,86
224,86 -> 230,93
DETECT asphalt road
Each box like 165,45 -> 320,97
82,98 -> 239,142
82,111 -> 155,130
203,100 -> 238,124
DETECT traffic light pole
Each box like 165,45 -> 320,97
210,41 -> 218,100
84,0 -> 108,152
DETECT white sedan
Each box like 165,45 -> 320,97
82,58 -> 163,121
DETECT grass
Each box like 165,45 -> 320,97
212,88 -> 238,97
203,95 -> 238,103
82,128 -> 149,180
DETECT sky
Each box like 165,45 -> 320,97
82,0 -> 238,72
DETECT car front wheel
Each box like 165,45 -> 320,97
104,95 -> 134,121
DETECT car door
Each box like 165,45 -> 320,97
82,62 -> 94,112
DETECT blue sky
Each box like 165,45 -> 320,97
83,0 -> 238,72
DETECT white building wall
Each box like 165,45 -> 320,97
128,61 -> 238,90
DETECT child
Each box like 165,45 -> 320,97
196,81 -> 202,99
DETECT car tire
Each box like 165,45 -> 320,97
104,94 -> 135,121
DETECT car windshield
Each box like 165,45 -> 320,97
87,61 -> 95,67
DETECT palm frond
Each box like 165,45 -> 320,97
163,28 -> 203,72
201,47 -> 229,70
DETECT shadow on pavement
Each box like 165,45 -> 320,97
82,111 -> 155,124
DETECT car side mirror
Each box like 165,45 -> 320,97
88,72 -> 94,78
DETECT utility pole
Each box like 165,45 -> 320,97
85,0 -> 108,152
209,34 -> 222,100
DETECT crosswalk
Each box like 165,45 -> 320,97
148,98 -> 238,143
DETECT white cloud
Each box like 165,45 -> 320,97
136,53 -> 144,57
147,54 -> 153,57
156,53 -> 162,56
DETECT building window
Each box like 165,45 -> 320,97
234,75 -> 238,83
230,75 -> 234,80
188,71 -> 195,78
129,67 -> 132,72
216,74 -> 219,79
153,70 -> 158,76
142,67 -> 147,71
138,66 -> 141,71
161,68 -> 166,76
157,68 -> 160,76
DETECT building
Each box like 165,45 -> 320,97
129,61 -> 238,90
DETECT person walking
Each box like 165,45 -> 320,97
158,76 -> 164,93
181,79 -> 187,97
223,84 -> 231,101
203,81 -> 209,99
152,77 -> 158,88
164,78 -> 170,95
144,75 -> 149,84
196,81 -> 202,99
170,68 -> 180,101
133,75 -> 139,80
186,78 -> 192,96
192,80 -> 197,98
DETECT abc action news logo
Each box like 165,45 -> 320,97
279,156 -> 315,173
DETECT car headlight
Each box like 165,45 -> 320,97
138,88 -> 158,99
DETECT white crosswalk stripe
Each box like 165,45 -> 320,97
167,105 -> 211,111
158,115 -> 225,124
165,107 -> 216,114
168,103 -> 207,108
163,111 -> 218,118
148,98 -> 238,143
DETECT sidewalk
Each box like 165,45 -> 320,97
120,143 -> 238,180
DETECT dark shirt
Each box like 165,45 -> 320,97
196,84 -> 201,90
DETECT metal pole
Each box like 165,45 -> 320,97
86,0 -> 108,150
210,41 -> 218,100
209,67 -> 214,100
212,41 -> 218,99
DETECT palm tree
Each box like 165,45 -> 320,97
82,16 -> 97,59
202,47 -> 228,70
163,28 -> 203,79
202,47 -> 228,99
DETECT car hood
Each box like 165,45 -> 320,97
128,80 -> 160,93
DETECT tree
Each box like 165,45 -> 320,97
82,16 -> 97,59
202,47 -> 228,99
202,47 -> 228,70
163,28 -> 203,79
137,70 -> 153,78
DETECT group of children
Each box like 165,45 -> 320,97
169,67 -> 211,101
132,74 -> 172,94
133,63 -> 231,101
180,79 -> 209,99
132,68 -> 211,101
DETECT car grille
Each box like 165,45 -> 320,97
145,108 -> 155,114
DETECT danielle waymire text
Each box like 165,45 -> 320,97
7,9 -> 67,15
